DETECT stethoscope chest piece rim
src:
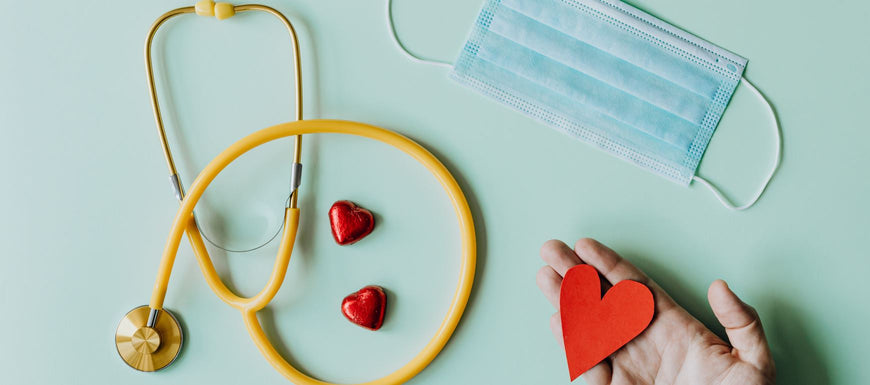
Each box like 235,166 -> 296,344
115,305 -> 183,372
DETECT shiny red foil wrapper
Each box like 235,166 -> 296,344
342,285 -> 387,330
328,200 -> 375,245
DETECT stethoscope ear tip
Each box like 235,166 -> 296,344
115,305 -> 183,372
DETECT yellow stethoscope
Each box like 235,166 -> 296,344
114,2 -> 476,384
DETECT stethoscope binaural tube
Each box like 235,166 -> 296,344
149,120 -> 476,384
145,1 -> 304,250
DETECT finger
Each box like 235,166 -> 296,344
540,239 -> 583,276
582,361 -> 613,385
550,312 -> 613,385
707,280 -> 773,371
550,312 -> 563,346
536,266 -> 562,309
573,238 -> 649,284
574,238 -> 676,310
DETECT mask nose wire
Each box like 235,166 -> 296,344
692,76 -> 782,211
386,0 -> 453,68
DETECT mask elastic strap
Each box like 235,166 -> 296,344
692,76 -> 782,211
386,0 -> 453,68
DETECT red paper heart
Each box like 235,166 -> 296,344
560,265 -> 654,381
341,285 -> 387,330
328,200 -> 375,245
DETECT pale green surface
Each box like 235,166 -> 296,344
1,0 -> 868,384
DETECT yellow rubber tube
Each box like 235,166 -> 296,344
149,119 -> 476,384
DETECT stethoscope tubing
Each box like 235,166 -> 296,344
150,119 -> 476,384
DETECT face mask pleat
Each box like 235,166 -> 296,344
478,33 -> 698,151
451,0 -> 748,186
488,6 -> 711,125
502,0 -> 723,97
463,58 -> 692,170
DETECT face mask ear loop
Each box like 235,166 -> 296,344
692,76 -> 782,211
386,0 -> 453,68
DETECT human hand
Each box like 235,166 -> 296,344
536,239 -> 775,385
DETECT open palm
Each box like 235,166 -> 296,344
536,239 -> 775,385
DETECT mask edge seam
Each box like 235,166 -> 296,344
450,71 -> 688,185
560,0 -> 745,81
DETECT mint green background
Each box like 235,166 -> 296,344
1,0 -> 868,384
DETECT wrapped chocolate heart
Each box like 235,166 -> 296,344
328,200 -> 375,245
341,285 -> 387,330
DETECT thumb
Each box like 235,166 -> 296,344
707,280 -> 773,370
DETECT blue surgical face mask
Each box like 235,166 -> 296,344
387,0 -> 780,210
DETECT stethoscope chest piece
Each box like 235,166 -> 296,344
115,305 -> 183,372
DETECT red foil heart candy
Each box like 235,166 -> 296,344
341,285 -> 387,330
328,200 -> 375,245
